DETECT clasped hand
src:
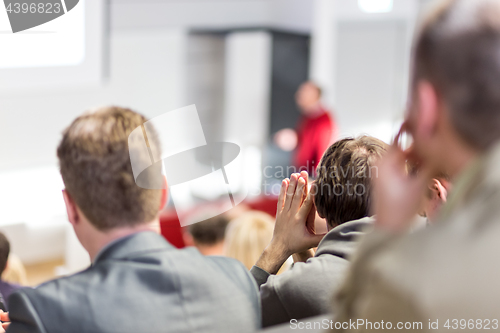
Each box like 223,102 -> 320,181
255,171 -> 326,275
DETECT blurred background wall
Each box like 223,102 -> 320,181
0,0 -> 433,284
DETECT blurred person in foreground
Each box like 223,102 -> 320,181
225,211 -> 290,273
0,233 -> 22,310
274,82 -> 338,176
332,0 -> 500,330
184,214 -> 229,256
2,107 -> 260,333
251,136 -> 388,327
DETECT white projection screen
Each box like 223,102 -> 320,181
0,0 -> 105,90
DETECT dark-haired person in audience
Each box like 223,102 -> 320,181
250,136 -> 388,327
0,233 -> 21,310
3,107 -> 260,333
333,0 -> 500,329
184,214 -> 229,256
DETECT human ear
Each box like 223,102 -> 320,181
428,179 -> 440,200
416,80 -> 440,140
428,179 -> 448,203
62,190 -> 79,226
435,179 -> 448,202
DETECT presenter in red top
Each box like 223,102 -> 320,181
275,81 -> 338,176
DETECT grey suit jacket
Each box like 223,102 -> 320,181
251,218 -> 373,328
7,231 -> 260,333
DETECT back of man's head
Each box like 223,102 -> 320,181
57,106 -> 162,231
0,233 -> 10,275
188,215 -> 229,246
414,0 -> 500,150
314,136 -> 388,228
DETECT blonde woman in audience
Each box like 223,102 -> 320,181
225,211 -> 289,274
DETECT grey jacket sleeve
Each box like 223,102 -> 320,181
7,290 -> 46,333
250,265 -> 290,327
250,265 -> 270,287
259,275 -> 291,328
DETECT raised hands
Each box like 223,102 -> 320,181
255,172 -> 326,275
274,172 -> 326,255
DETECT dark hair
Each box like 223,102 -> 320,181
189,215 -> 229,245
57,106 -> 163,231
313,136 -> 388,228
413,0 -> 500,150
0,233 -> 10,274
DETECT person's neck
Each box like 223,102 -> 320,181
441,138 -> 480,180
304,103 -> 324,117
88,221 -> 159,262
195,241 -> 225,256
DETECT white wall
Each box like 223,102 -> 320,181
0,29 -> 187,172
335,21 -> 407,141
310,0 -> 338,110
111,0 -> 313,33
310,0 -> 418,142
224,31 -> 272,148
269,0 -> 313,33
223,31 -> 272,195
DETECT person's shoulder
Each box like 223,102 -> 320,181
265,255 -> 348,298
266,219 -> 377,289
172,249 -> 258,290
260,257 -> 344,321
360,224 -> 454,298
13,266 -> 94,304
174,247 -> 245,271
7,269 -> 96,332
175,247 -> 245,271
204,256 -> 256,282
354,217 -> 500,320
0,279 -> 22,294
205,254 -> 246,269
185,254 -> 260,323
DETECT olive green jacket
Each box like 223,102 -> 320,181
334,142 -> 500,332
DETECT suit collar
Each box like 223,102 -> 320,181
93,231 -> 175,264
